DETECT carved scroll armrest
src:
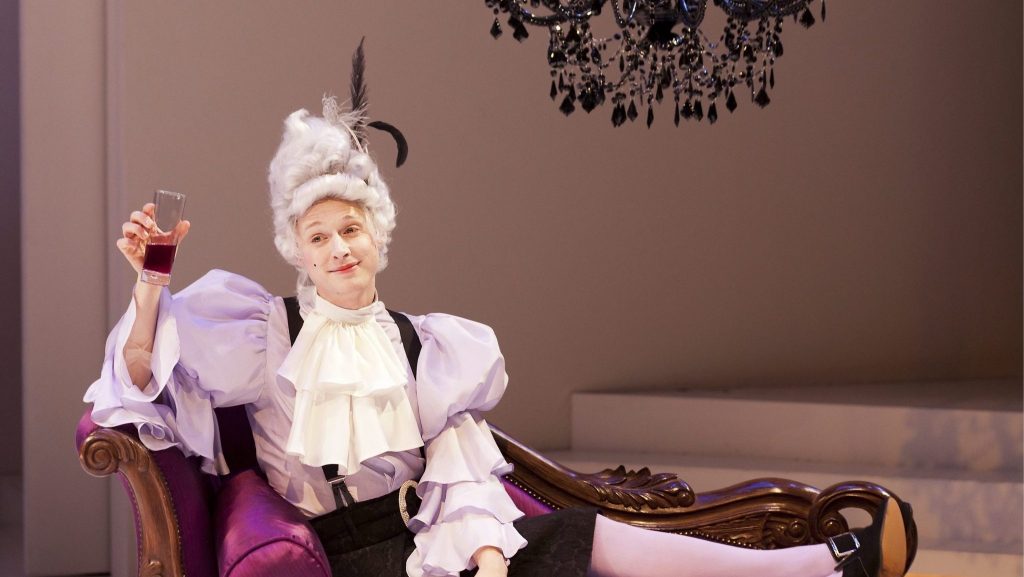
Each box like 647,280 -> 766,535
490,424 -> 917,561
688,479 -> 916,558
79,426 -> 184,577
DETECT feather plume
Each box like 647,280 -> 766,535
349,37 -> 369,146
368,120 -> 409,167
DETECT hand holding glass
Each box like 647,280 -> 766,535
141,190 -> 187,286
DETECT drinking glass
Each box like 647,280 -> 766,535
140,190 -> 186,286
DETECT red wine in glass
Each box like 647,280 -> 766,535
140,190 -> 186,286
141,243 -> 178,285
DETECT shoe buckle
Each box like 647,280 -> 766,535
828,532 -> 861,568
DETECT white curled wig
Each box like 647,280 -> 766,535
268,41 -> 407,314
267,99 -> 397,314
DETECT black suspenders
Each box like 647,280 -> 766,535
281,296 -> 422,509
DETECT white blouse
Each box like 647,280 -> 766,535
281,293 -> 424,475
84,269 -> 528,577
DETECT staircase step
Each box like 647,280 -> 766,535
546,450 -> 1022,563
571,381 -> 1023,474
908,549 -> 1023,577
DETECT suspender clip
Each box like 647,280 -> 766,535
328,475 -> 354,509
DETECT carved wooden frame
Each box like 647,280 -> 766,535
79,424 -> 917,577
79,427 -> 182,577
490,425 -> 918,559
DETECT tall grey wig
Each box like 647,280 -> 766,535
267,40 -> 408,314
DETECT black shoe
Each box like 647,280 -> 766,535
827,498 -> 911,577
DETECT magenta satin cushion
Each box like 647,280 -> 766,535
153,446 -> 217,577
215,469 -> 331,577
75,409 -> 99,450
501,477 -> 554,518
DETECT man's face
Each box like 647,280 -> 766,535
296,198 -> 379,309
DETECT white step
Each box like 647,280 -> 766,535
571,381 -> 1023,474
909,549 -> 1023,577
566,383 -> 1023,577
546,450 -> 1023,577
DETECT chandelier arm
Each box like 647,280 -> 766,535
501,0 -> 566,25
677,0 -> 709,29
544,0 -> 606,21
504,0 -> 604,26
718,0 -> 809,21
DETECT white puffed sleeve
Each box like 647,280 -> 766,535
84,269 -> 275,475
404,314 -> 528,577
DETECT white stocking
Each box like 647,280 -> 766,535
587,515 -> 842,577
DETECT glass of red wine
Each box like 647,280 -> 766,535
141,190 -> 186,286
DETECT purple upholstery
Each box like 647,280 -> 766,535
77,409 -> 219,577
79,408 -> 556,577
215,469 -> 330,577
215,406 -> 260,476
75,409 -> 100,450
501,478 -> 555,518
152,446 -> 217,577
223,540 -> 333,577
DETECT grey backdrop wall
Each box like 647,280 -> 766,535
22,1 -> 1022,574
0,0 -> 21,476
111,1 -> 1022,447
23,1 -> 109,574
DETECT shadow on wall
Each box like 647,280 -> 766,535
0,0 -> 21,476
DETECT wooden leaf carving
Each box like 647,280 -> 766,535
580,465 -> 695,510
686,512 -> 810,549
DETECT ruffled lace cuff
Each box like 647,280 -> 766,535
410,476 -> 524,533
85,286 -> 227,473
404,411 -> 526,576
85,287 -> 190,436
406,512 -> 527,577
104,286 -> 178,400
417,412 -> 512,486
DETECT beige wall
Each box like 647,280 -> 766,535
0,0 -> 21,475
113,1 -> 1022,448
22,1 -> 109,574
21,1 -> 1022,574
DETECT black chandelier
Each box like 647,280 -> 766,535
484,0 -> 824,127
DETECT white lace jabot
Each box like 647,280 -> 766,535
278,294 -> 423,474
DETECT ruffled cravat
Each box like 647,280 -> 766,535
278,294 -> 423,475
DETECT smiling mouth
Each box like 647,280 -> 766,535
331,262 -> 359,273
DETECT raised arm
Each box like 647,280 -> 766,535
115,202 -> 190,389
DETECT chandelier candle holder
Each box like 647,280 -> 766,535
484,0 -> 824,127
